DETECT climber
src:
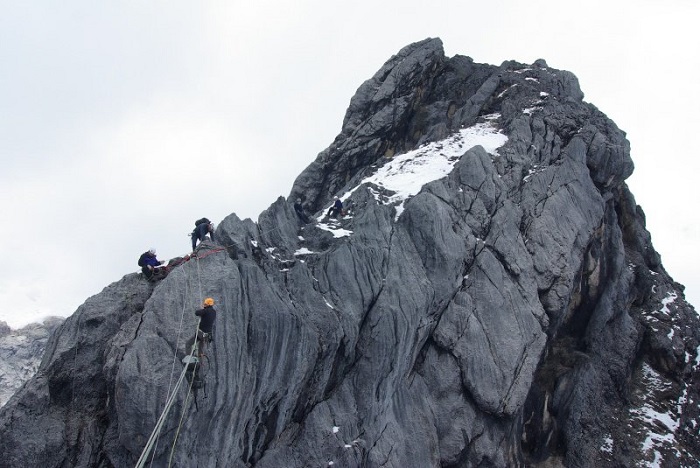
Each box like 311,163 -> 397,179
294,198 -> 311,223
137,248 -> 167,281
185,297 -> 217,359
327,197 -> 344,219
191,218 -> 215,251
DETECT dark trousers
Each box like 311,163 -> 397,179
327,207 -> 342,218
295,208 -> 310,224
142,266 -> 167,281
185,329 -> 210,357
191,223 -> 214,250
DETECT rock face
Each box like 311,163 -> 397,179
0,38 -> 698,467
0,317 -> 64,407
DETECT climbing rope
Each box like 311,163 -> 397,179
134,316 -> 201,468
192,246 -> 228,261
148,266 -> 194,467
155,252 -> 210,467
136,250 -> 213,468
164,252 -> 207,465
195,252 -> 204,305
167,350 -> 200,467
135,241 -> 229,467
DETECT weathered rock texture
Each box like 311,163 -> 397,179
0,38 -> 698,468
0,317 -> 63,407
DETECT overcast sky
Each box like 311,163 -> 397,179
1,1 -> 698,328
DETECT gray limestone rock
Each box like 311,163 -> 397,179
0,38 -> 698,468
0,317 -> 63,407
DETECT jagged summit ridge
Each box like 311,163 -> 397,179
328,115 -> 507,221
290,37 -> 596,214
0,39 -> 698,468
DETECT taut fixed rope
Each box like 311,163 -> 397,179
148,266 -> 194,467
135,244 -> 224,467
166,253 -> 208,466
134,328 -> 196,468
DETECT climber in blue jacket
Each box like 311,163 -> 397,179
327,197 -> 344,218
138,249 -> 167,281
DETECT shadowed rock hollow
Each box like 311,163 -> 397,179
1,38 -> 698,468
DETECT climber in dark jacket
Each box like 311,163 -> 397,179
191,218 -> 215,251
138,249 -> 167,281
186,297 -> 217,359
327,197 -> 344,218
294,198 -> 311,223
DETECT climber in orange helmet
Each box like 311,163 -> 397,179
185,297 -> 217,360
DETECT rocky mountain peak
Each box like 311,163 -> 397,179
0,39 -> 697,467
290,37 -> 598,215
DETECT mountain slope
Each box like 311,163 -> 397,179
0,38 -> 697,468
0,317 -> 63,407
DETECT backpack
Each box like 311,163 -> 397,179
137,252 -> 148,267
195,217 -> 211,227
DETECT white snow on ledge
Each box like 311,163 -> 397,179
630,363 -> 682,466
659,291 -> 677,315
344,118 -> 508,220
316,222 -> 353,238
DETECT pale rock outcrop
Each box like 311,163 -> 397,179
0,317 -> 63,407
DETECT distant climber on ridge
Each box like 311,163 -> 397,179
185,297 -> 217,359
191,217 -> 215,251
327,197 -> 344,219
137,248 -> 168,281
294,198 -> 311,223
